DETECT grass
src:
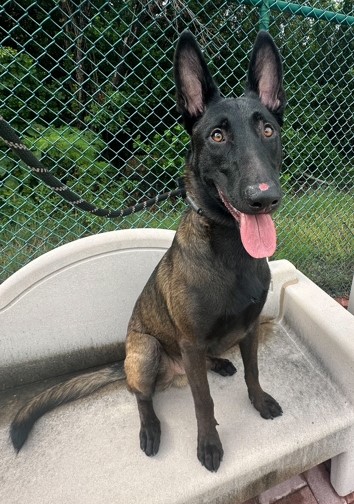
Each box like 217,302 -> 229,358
0,199 -> 183,283
273,188 -> 353,296
1,189 -> 353,296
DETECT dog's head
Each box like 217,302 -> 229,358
174,31 -> 286,258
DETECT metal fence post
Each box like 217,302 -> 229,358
259,0 -> 271,31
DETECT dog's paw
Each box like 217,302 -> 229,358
197,430 -> 224,472
210,357 -> 237,377
251,391 -> 283,419
139,420 -> 161,457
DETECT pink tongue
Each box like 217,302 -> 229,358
239,212 -> 277,259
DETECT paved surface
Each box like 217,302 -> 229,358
245,463 -> 354,504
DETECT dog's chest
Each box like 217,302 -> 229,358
191,254 -> 270,347
172,217 -> 271,348
205,280 -> 267,354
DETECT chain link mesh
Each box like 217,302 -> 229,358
0,0 -> 353,297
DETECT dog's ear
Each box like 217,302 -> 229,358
174,31 -> 220,133
246,31 -> 286,124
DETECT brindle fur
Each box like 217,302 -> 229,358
11,30 -> 286,472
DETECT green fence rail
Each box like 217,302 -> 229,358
241,0 -> 354,28
0,0 -> 353,297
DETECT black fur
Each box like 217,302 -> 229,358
126,29 -> 286,472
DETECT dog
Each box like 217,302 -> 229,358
10,30 -> 286,472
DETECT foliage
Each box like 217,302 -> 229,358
133,124 -> 189,191
281,125 -> 353,190
0,125 -> 137,220
0,47 -> 61,126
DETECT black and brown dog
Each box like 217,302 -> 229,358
11,30 -> 286,472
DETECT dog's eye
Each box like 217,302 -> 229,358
263,124 -> 274,138
211,129 -> 224,143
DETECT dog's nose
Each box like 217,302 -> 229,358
244,183 -> 281,212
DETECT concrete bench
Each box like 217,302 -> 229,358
1,228 -> 353,504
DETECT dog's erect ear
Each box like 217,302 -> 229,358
247,31 -> 286,123
174,31 -> 220,133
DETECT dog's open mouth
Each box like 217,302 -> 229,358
218,189 -> 277,259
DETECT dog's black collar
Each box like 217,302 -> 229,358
186,193 -> 204,216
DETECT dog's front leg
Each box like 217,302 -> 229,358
180,341 -> 223,472
239,321 -> 283,419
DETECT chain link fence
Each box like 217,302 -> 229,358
0,0 -> 353,297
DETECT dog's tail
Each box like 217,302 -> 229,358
10,362 -> 125,452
